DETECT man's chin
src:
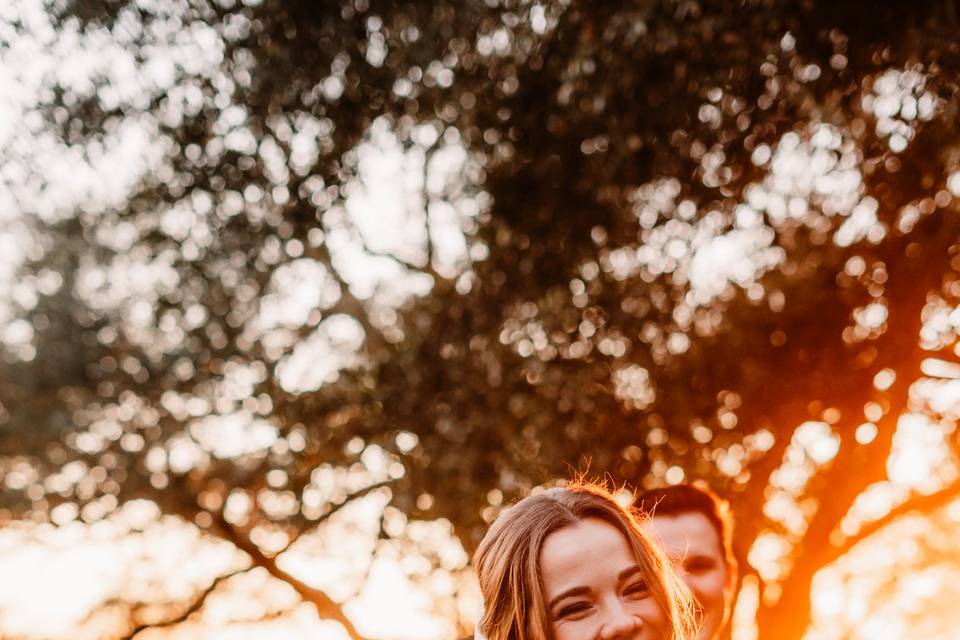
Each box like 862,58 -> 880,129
696,620 -> 721,640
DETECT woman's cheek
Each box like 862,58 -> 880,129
554,619 -> 591,640
637,599 -> 670,636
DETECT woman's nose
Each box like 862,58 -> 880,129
598,603 -> 640,639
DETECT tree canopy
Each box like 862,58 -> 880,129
3,1 -> 960,638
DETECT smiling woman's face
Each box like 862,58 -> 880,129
540,517 -> 670,640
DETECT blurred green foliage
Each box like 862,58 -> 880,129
4,1 -> 960,637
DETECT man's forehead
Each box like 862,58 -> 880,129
642,511 -> 724,558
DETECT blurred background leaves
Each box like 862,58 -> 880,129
4,0 -> 960,638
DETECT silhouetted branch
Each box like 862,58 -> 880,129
831,479 -> 960,559
162,474 -> 380,640
118,567 -> 249,640
353,230 -> 442,282
273,479 -> 395,556
304,240 -> 388,355
422,140 -> 437,272
210,510 -> 366,640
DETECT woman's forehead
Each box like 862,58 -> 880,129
539,518 -> 639,594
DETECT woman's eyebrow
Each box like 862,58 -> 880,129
617,565 -> 642,582
548,586 -> 591,610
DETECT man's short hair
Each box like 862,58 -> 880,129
636,483 -> 736,569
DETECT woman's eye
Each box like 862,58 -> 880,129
557,603 -> 591,619
624,581 -> 649,597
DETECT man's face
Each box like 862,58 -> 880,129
642,512 -> 732,640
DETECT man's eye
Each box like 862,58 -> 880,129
685,559 -> 716,573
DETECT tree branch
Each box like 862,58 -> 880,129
164,473 -> 375,640
118,567 -> 250,640
304,240 -> 388,355
421,140 -> 437,272
272,479 -> 395,556
829,479 -> 960,561
210,511 -> 366,640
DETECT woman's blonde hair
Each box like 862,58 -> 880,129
473,482 -> 698,640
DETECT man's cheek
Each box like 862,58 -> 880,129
690,575 -> 725,601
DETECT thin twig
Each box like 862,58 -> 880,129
272,479 -> 395,556
118,567 -> 250,640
